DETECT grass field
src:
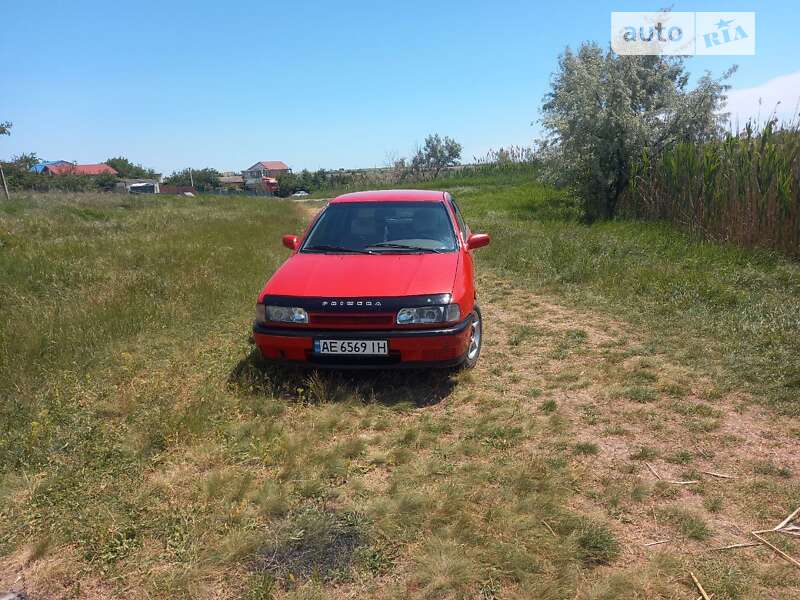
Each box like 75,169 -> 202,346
1,186 -> 799,599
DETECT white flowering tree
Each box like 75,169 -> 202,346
541,42 -> 733,220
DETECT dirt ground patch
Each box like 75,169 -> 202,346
471,269 -> 800,584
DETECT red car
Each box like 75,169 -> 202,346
253,190 -> 490,368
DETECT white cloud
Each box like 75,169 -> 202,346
724,71 -> 800,127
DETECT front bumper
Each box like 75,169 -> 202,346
252,315 -> 473,369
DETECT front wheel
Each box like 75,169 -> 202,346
460,305 -> 482,369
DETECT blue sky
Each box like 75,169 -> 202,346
2,0 -> 798,174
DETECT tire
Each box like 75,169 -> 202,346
460,305 -> 482,369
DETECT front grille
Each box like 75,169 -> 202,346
309,313 -> 395,328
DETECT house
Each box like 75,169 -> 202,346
219,174 -> 245,190
30,160 -> 71,174
43,163 -> 118,176
243,161 -> 290,179
242,161 -> 289,192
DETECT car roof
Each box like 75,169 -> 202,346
330,189 -> 447,204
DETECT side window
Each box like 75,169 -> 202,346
450,198 -> 468,241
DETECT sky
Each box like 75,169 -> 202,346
2,0 -> 798,175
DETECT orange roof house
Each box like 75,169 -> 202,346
43,163 -> 118,176
245,161 -> 289,173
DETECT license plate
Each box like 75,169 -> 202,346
314,339 -> 388,355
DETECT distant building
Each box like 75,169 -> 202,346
243,161 -> 290,179
243,161 -> 289,193
262,177 -> 279,194
116,178 -> 161,194
219,175 -> 245,190
159,185 -> 197,195
30,160 -> 71,174
42,163 -> 118,176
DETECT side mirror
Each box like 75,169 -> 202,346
282,234 -> 299,250
466,233 -> 490,250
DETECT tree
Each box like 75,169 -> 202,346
541,42 -> 732,220
0,122 -> 12,199
411,134 -> 462,177
105,156 -> 157,179
10,152 -> 39,171
275,171 -> 299,197
95,172 -> 118,191
164,168 -> 220,192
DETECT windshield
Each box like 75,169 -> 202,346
301,201 -> 457,254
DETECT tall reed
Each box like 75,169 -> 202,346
620,121 -> 800,256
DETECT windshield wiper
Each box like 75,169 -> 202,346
368,242 -> 444,253
303,244 -> 375,254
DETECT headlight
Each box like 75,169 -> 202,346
396,303 -> 460,325
260,305 -> 308,324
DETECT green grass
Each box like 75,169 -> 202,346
2,183 -> 799,599
0,192 -> 306,594
574,441 -> 599,455
296,169 -> 800,416
574,521 -> 620,564
539,398 -> 558,413
367,173 -> 800,413
0,192 -> 305,471
629,446 -> 659,461
300,162 -> 551,201
0,190 -> 624,598
449,180 -> 800,415
666,450 -> 694,465
658,507 -> 713,540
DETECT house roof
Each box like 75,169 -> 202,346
30,160 -> 71,174
220,175 -> 244,184
331,190 -> 447,203
45,163 -> 118,176
247,161 -> 289,171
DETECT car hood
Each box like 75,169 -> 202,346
262,252 -> 459,298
